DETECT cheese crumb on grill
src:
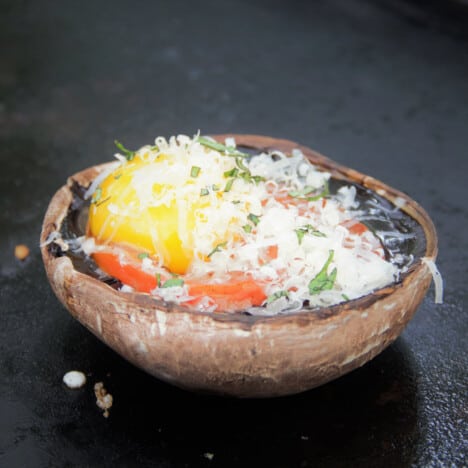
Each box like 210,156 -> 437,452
94,381 -> 113,418
63,370 -> 87,389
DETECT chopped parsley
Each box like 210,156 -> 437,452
208,241 -> 228,258
235,157 -> 265,185
247,213 -> 261,226
224,178 -> 235,192
91,187 -> 102,204
190,166 -> 201,177
137,252 -> 149,260
289,181 -> 329,201
114,140 -> 136,161
288,186 -> 314,198
308,250 -> 337,295
161,278 -> 184,288
196,136 -> 248,158
295,225 -> 326,244
267,290 -> 289,304
224,168 -> 239,178
197,135 -> 264,187
242,213 -> 261,233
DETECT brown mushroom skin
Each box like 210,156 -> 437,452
41,135 -> 437,398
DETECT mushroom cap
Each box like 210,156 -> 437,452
40,135 -> 437,398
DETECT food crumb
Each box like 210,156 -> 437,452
63,370 -> 87,389
94,382 -> 113,418
203,453 -> 214,461
15,244 -> 30,260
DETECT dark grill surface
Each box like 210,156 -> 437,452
1,1 -> 466,466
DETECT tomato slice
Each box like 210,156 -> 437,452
266,244 -> 278,260
92,248 -> 267,311
347,221 -> 368,235
93,251 -> 159,293
187,272 -> 267,311
341,220 -> 386,259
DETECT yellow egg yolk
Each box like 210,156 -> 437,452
88,156 -> 207,275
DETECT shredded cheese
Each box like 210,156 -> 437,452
421,257 -> 444,304
83,161 -> 121,200
80,134 -> 425,313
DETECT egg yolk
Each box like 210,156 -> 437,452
88,156 -> 206,275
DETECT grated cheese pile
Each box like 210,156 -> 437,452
84,134 -> 400,314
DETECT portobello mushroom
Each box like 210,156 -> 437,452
40,134 -> 438,398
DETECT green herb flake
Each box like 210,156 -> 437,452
308,250 -> 337,295
306,181 -> 330,201
196,136 -> 265,187
91,187 -> 102,204
190,166 -> 201,178
288,186 -> 315,198
114,173 -> 122,180
243,224 -> 252,233
247,213 -> 261,226
196,136 -> 248,158
224,168 -> 239,178
137,253 -> 149,260
342,293 -> 350,301
250,175 -> 265,184
235,156 -> 249,172
156,273 -> 161,288
288,181 -> 330,201
114,140 -> 136,161
267,290 -> 289,304
295,225 -> 326,244
295,228 -> 306,245
224,178 -> 235,192
208,241 -> 228,258
161,278 -> 184,288
311,228 -> 326,237
200,188 -> 210,196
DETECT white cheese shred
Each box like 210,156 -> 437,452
82,134 -> 429,314
83,161 -> 121,200
63,370 -> 87,389
421,257 -> 444,304
40,230 -> 61,248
